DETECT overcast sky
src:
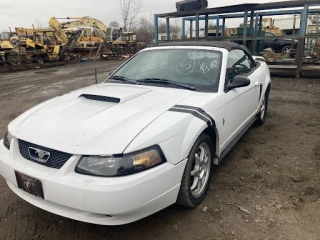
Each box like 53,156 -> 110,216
1,0 -> 293,32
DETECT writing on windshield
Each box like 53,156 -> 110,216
176,51 -> 220,75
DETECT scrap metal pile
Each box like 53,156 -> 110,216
0,17 -> 143,71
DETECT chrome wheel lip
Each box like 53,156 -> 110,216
190,142 -> 211,198
260,97 -> 266,119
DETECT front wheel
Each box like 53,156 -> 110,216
177,133 -> 214,207
255,89 -> 270,126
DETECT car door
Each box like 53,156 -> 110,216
220,49 -> 261,151
263,32 -> 275,49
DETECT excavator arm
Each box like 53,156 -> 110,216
52,17 -> 113,42
49,17 -> 69,44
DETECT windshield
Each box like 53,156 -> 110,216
0,33 -> 11,40
110,49 -> 222,91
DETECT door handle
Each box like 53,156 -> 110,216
255,81 -> 260,87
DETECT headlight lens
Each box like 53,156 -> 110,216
3,131 -> 13,150
75,146 -> 166,177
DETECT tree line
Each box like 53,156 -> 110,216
113,0 -> 181,42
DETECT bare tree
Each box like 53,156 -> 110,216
208,23 -> 225,30
116,0 -> 142,31
109,21 -> 120,28
34,19 -> 48,29
171,19 -> 181,40
136,17 -> 154,42
157,19 -> 181,39
158,22 -> 166,33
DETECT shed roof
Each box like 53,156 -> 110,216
157,0 -> 320,18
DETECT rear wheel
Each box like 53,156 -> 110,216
177,133 -> 214,207
60,50 -> 71,61
7,53 -> 21,65
281,45 -> 292,55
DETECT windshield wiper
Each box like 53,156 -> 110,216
109,76 -> 139,85
137,78 -> 196,91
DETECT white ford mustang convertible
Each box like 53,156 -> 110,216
0,42 -> 271,225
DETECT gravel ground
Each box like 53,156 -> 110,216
0,61 -> 319,240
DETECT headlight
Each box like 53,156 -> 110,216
3,131 -> 13,150
75,146 -> 166,177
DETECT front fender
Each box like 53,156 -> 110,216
124,110 -> 210,165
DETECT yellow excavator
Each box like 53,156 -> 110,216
49,17 -> 116,45
49,17 -> 137,46
261,18 -> 282,35
48,16 -> 139,60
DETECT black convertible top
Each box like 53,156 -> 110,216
156,41 -> 251,55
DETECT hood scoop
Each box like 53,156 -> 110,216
79,84 -> 153,104
80,94 -> 120,103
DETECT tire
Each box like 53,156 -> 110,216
281,45 -> 292,55
60,50 -> 71,61
177,133 -> 215,208
7,53 -> 21,65
255,88 -> 270,126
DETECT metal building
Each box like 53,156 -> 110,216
154,0 -> 320,77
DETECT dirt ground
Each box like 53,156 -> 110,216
0,61 -> 319,240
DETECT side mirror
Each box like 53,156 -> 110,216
109,70 -> 115,76
227,76 -> 250,90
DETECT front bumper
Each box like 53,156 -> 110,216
0,139 -> 187,225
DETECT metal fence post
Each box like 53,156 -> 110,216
249,10 -> 255,52
253,13 -> 259,54
166,18 -> 170,40
222,18 -> 226,37
216,16 -> 220,38
154,15 -> 159,44
205,14 -> 209,38
182,19 -> 186,39
296,4 -> 309,78
196,14 -> 200,40
243,10 -> 248,46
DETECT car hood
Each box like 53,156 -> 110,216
14,83 -> 195,155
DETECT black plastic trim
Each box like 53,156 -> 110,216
80,94 -> 120,103
3,131 -> 10,150
168,108 -> 211,127
173,105 -> 215,126
219,117 -> 256,163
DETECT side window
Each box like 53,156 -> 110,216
226,49 -> 255,83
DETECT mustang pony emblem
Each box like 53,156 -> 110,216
28,147 -> 51,163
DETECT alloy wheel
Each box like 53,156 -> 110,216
190,143 -> 211,197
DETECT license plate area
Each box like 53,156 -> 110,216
15,171 -> 44,199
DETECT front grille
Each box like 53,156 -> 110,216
18,139 -> 73,169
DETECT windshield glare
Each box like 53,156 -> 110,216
0,33 -> 10,40
1,32 -> 18,40
111,49 -> 222,91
